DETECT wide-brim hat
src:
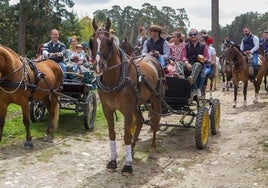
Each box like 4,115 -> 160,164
149,25 -> 163,33
76,44 -> 83,48
109,29 -> 115,33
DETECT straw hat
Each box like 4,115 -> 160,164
149,25 -> 163,33
76,44 -> 83,48
109,29 -> 115,33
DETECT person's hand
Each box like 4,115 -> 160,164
49,52 -> 55,57
198,55 -> 205,63
245,50 -> 251,55
169,60 -> 175,66
185,61 -> 192,71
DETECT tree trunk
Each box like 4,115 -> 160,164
18,0 -> 28,56
211,0 -> 220,54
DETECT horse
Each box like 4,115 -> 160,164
120,38 -> 135,57
0,45 -> 63,148
120,38 -> 143,57
89,18 -> 166,175
224,44 -> 267,108
219,54 -> 233,91
258,43 -> 268,92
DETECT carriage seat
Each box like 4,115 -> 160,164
165,77 -> 196,108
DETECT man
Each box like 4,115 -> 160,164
134,26 -> 147,55
110,29 -> 120,46
240,26 -> 259,77
176,28 -> 209,86
142,25 -> 170,68
43,29 -> 67,77
260,30 -> 268,57
221,36 -> 234,52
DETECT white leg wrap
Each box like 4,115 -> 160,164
125,145 -> 132,165
110,140 -> 117,160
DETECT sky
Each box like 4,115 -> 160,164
10,0 -> 268,31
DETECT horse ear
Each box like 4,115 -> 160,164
106,18 -> 111,32
92,18 -> 99,31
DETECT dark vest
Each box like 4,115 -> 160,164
46,42 -> 66,62
242,34 -> 255,52
186,41 -> 205,63
146,37 -> 165,55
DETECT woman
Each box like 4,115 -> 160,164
197,35 -> 216,97
65,36 -> 92,83
165,32 -> 186,77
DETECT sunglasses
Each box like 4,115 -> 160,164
189,33 -> 198,37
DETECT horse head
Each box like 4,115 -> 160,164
90,18 -> 115,76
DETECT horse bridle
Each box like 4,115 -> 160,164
93,29 -> 114,72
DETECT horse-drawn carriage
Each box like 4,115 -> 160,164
30,71 -> 97,131
159,76 -> 220,149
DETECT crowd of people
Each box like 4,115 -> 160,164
40,29 -> 93,83
38,25 -> 268,97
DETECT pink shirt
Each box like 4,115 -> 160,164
169,42 -> 186,61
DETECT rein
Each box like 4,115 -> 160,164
0,57 -> 28,93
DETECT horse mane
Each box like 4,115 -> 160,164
232,43 -> 247,57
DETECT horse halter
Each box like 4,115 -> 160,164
93,27 -> 114,73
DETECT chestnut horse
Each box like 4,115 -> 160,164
258,43 -> 268,92
90,18 -> 166,175
0,45 -> 63,148
224,44 -> 266,108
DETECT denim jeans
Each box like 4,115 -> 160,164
58,62 -> 67,79
197,65 -> 214,89
158,56 -> 166,68
252,52 -> 258,70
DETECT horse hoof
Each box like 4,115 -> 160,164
43,134 -> 53,142
106,160 -> 117,171
232,104 -> 236,108
242,105 -> 247,108
121,165 -> 133,175
24,141 -> 33,149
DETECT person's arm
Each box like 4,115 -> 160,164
142,40 -> 148,55
250,35 -> 259,53
42,42 -> 49,58
240,40 -> 244,51
203,45 -> 209,62
211,47 -> 217,65
162,41 -> 170,60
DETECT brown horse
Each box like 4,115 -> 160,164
258,43 -> 268,92
120,38 -> 135,57
90,18 -> 166,175
0,45 -> 63,148
224,44 -> 266,108
219,54 -> 233,92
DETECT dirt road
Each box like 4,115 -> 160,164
0,87 -> 268,188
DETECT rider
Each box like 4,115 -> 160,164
175,28 -> 209,86
42,29 -> 67,78
135,26 -> 147,54
260,30 -> 268,57
109,29 -> 120,46
240,26 -> 259,78
142,24 -> 170,68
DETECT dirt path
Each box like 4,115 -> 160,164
0,87 -> 268,188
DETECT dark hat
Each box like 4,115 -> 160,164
264,30 -> 268,33
150,25 -> 163,33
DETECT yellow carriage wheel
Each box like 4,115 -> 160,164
210,98 -> 221,135
195,106 -> 209,150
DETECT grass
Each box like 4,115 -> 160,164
0,96 -> 124,147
